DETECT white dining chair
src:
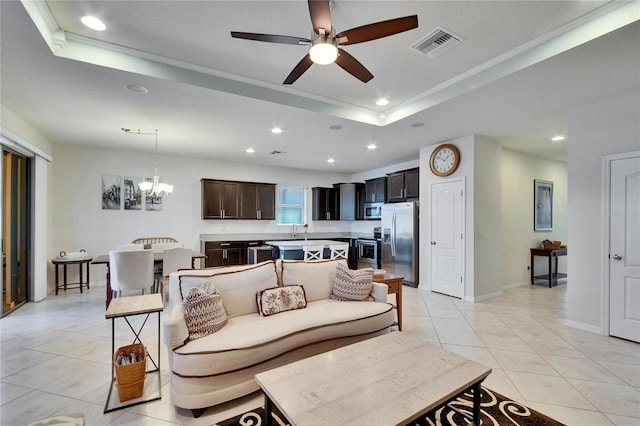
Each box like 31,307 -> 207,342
303,245 -> 324,261
329,244 -> 349,260
116,243 -> 145,251
109,249 -> 155,298
151,242 -> 184,253
160,247 -> 192,299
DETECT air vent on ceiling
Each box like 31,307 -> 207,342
411,27 -> 462,58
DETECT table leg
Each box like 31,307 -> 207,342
87,261 -> 91,289
264,394 -> 274,426
530,252 -> 534,285
63,264 -> 68,291
55,264 -> 60,295
397,284 -> 403,331
79,262 -> 84,293
105,264 -> 112,309
548,254 -> 552,288
472,382 -> 482,425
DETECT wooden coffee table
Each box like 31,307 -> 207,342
255,332 -> 491,426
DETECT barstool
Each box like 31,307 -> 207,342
329,244 -> 349,260
303,245 -> 324,260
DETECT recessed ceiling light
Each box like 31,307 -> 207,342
329,124 -> 342,130
327,158 -> 335,164
81,16 -> 106,31
125,84 -> 148,94
271,127 -> 282,134
551,135 -> 565,142
246,148 -> 255,153
376,98 -> 389,106
367,143 -> 377,150
410,122 -> 425,128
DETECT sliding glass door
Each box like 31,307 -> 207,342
2,148 -> 30,316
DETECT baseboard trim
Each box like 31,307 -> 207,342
502,281 -> 527,290
565,319 -> 606,335
465,290 -> 504,303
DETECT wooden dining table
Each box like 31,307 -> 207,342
92,251 -> 206,308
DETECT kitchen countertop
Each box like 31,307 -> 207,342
200,232 -> 375,242
265,239 -> 347,249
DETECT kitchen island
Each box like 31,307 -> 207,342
265,239 -> 347,260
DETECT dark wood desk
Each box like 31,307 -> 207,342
92,251 -> 206,308
530,248 -> 567,287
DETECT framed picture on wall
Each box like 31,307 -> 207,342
101,175 -> 121,210
534,179 -> 553,231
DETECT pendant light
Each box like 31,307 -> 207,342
123,128 -> 173,197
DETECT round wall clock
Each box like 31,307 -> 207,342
429,143 -> 460,177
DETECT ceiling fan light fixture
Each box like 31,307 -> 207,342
309,39 -> 338,65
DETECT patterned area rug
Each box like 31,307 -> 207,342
217,387 -> 565,426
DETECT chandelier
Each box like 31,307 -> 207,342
122,128 -> 173,197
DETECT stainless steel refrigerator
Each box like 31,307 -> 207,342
381,202 -> 419,287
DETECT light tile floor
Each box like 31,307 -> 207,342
1,283 -> 639,425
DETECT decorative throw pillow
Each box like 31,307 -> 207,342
331,263 -> 374,301
183,281 -> 228,340
256,285 -> 307,316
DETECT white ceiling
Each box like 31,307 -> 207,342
1,1 -> 638,173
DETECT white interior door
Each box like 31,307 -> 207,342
610,155 -> 640,343
430,179 -> 464,298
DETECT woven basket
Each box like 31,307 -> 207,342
114,343 -> 146,402
543,240 -> 562,250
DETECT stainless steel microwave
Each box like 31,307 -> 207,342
364,202 -> 383,220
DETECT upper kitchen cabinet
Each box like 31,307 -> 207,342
386,168 -> 419,202
240,183 -> 276,220
365,177 -> 386,203
335,183 -> 364,221
202,179 -> 239,219
312,187 -> 340,220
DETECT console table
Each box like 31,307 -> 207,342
373,274 -> 403,331
51,257 -> 92,295
530,248 -> 567,287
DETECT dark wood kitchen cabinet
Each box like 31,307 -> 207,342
203,241 -> 244,267
202,179 -> 239,219
240,183 -> 276,220
365,177 -> 386,203
386,168 -> 419,202
312,187 -> 340,220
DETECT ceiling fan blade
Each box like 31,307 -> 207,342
335,49 -> 373,83
283,54 -> 314,85
231,32 -> 310,45
308,0 -> 332,34
336,15 -> 418,45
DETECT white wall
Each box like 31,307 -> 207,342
567,90 -> 640,333
501,149 -> 568,287
473,137 -> 503,299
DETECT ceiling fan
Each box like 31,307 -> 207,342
231,0 -> 418,85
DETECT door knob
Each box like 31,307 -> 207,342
612,254 -> 623,260
430,241 -> 437,245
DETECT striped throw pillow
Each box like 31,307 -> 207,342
331,263 -> 374,301
183,281 -> 227,340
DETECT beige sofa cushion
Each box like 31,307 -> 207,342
280,258 -> 347,302
178,261 -> 277,318
172,299 -> 394,377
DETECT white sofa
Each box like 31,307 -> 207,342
163,258 -> 396,416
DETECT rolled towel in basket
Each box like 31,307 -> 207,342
57,250 -> 92,260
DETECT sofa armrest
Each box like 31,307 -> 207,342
370,282 -> 388,303
163,300 -> 189,349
